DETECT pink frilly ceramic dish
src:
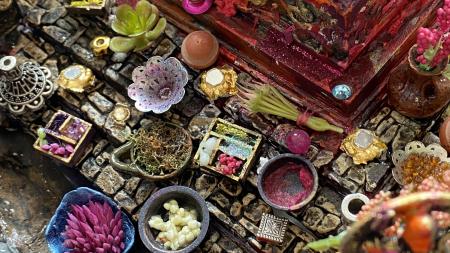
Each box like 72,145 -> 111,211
128,56 -> 188,113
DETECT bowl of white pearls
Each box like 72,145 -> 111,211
138,186 -> 210,253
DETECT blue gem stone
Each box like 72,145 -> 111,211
332,84 -> 352,100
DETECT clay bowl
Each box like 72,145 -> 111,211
257,154 -> 318,211
138,186 -> 210,253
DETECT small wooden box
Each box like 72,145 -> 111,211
193,118 -> 262,181
33,110 -> 92,167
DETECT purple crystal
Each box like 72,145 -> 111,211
55,147 -> 66,155
49,113 -> 69,131
64,119 -> 86,140
66,144 -> 74,154
285,130 -> 311,155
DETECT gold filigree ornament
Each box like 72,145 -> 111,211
109,103 -> 131,127
392,141 -> 450,185
56,65 -> 95,93
199,66 -> 238,100
90,36 -> 110,57
341,129 -> 387,165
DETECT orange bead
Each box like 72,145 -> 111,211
402,214 -> 435,253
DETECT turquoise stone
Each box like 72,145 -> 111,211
332,84 -> 352,100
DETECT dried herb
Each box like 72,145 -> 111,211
129,122 -> 191,175
237,82 -> 343,133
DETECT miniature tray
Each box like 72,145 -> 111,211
194,118 -> 262,181
33,110 -> 93,167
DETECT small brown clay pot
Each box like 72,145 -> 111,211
387,45 -> 450,119
440,116 -> 450,152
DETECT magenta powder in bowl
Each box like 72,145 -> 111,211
258,154 -> 318,211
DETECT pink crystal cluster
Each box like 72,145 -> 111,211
63,201 -> 125,253
41,143 -> 74,157
217,154 -> 242,175
416,0 -> 450,68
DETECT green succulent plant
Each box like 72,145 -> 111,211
110,0 -> 167,53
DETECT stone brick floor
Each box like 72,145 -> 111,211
0,129 -> 76,253
2,1 -> 450,252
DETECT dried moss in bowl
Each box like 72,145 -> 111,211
130,122 -> 191,175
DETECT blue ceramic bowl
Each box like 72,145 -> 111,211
45,187 -> 135,253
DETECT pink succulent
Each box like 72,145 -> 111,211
63,201 -> 125,253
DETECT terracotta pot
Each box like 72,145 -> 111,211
387,45 -> 450,119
